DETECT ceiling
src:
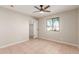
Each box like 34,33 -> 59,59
0,5 -> 79,18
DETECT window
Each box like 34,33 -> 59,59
47,17 -> 60,31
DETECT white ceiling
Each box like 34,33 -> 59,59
0,5 -> 79,18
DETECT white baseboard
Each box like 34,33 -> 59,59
39,37 -> 79,48
0,38 -> 79,48
0,39 -> 29,48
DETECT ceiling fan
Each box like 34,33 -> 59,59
34,5 -> 51,13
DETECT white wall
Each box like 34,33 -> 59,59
0,7 -> 34,47
39,9 -> 78,45
77,9 -> 79,45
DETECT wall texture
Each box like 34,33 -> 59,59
39,9 -> 78,45
0,7 -> 34,47
78,9 -> 79,45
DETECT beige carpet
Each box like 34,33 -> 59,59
0,39 -> 79,54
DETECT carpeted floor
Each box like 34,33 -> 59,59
0,39 -> 79,54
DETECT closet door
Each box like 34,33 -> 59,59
29,24 -> 34,38
34,20 -> 38,39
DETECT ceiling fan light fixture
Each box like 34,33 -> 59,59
39,11 -> 44,13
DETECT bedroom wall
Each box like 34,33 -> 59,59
38,9 -> 78,45
77,9 -> 79,45
0,7 -> 34,47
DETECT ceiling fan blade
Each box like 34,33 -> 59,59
34,6 -> 40,10
44,10 -> 51,12
44,5 -> 50,9
33,11 -> 40,13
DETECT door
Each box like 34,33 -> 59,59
34,20 -> 38,39
29,24 -> 34,39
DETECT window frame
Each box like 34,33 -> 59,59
46,17 -> 60,32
